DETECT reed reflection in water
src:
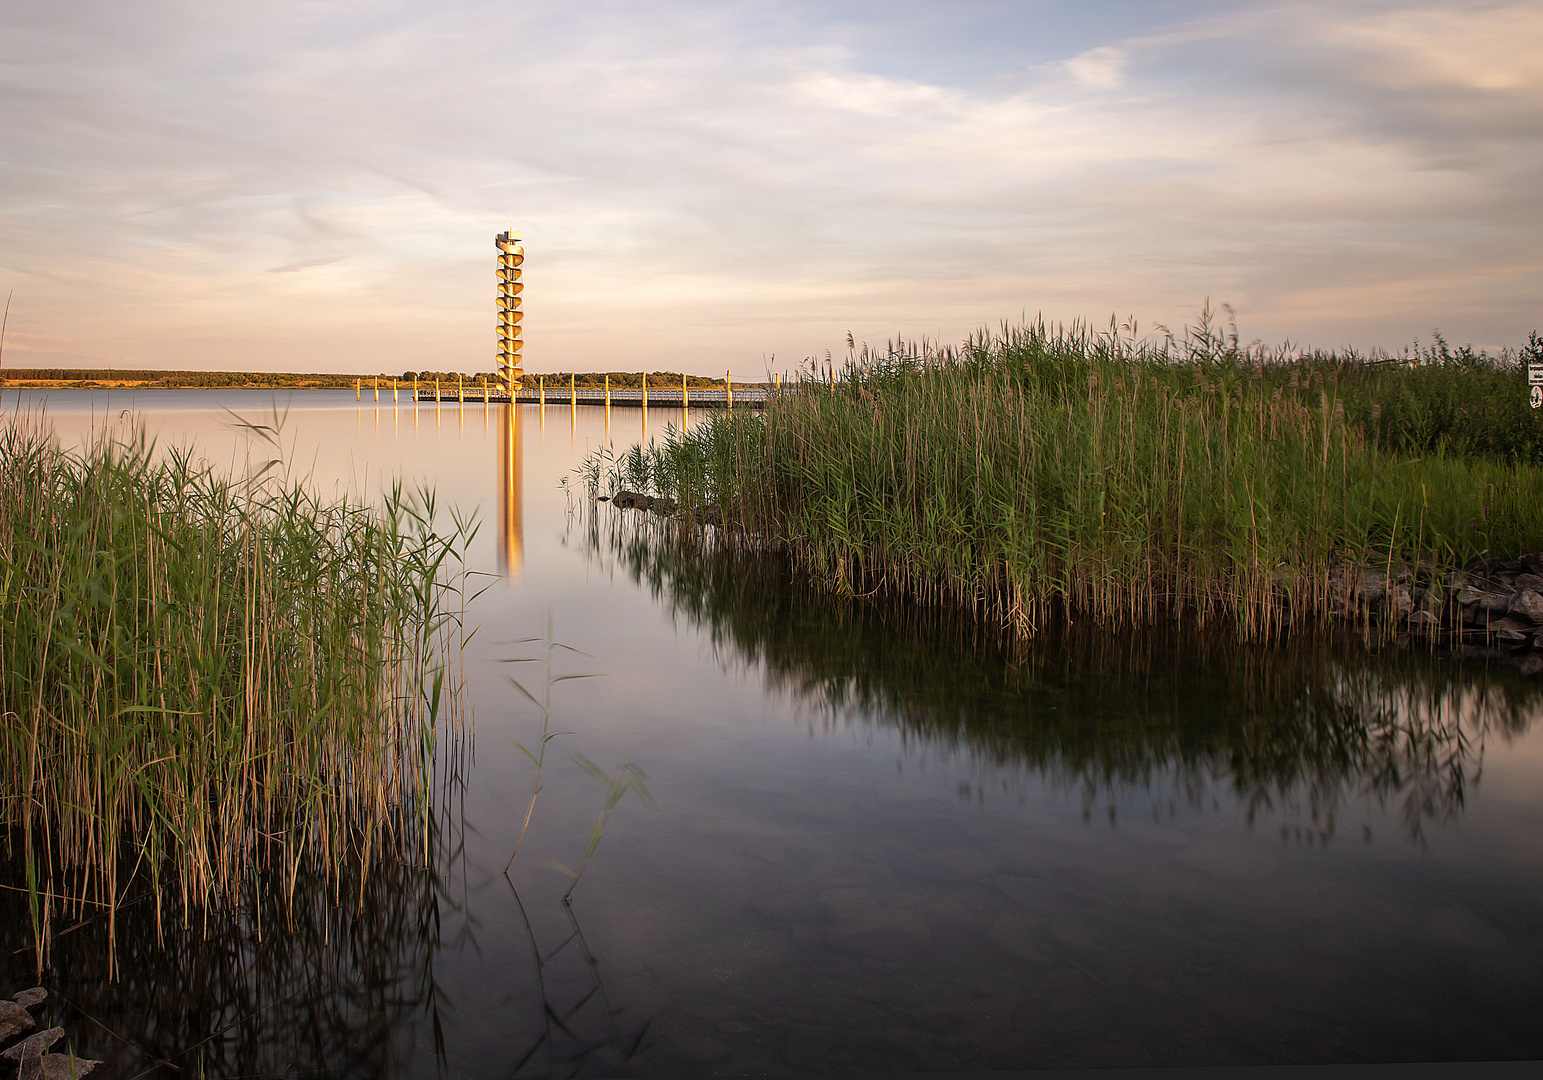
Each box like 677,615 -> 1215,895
588,513 -> 1542,841
0,826 -> 648,1076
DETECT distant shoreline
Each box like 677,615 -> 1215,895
0,371 -> 371,390
0,369 -> 765,391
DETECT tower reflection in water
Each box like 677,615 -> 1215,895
499,403 -> 524,581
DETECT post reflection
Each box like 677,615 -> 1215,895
500,403 -> 524,582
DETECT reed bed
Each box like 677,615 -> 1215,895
0,414 -> 475,967
590,317 -> 1543,640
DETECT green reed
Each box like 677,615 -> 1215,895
589,316 -> 1543,640
0,414 -> 475,967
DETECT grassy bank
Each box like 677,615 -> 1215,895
0,415 -> 474,966
591,318 -> 1543,639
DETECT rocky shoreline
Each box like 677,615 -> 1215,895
1335,552 -> 1543,677
604,491 -> 1543,679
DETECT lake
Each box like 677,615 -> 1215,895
4,388 -> 1542,1077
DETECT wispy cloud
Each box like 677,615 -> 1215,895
0,0 -> 1538,373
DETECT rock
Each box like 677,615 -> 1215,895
1420,588 -> 1445,619
611,489 -> 679,514
0,999 -> 35,1041
1517,655 -> 1543,678
1406,610 -> 1440,631
1520,553 -> 1543,575
1509,589 -> 1543,625
1516,573 -> 1543,591
3,1027 -> 63,1062
37,1055 -> 101,1079
1357,571 -> 1387,602
1390,585 -> 1415,617
1458,586 -> 1512,612
1493,619 -> 1532,644
11,989 -> 46,1009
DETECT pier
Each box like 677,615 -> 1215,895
409,382 -> 770,407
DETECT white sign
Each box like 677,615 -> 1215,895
1530,364 -> 1543,386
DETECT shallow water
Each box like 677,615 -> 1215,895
4,388 -> 1543,1076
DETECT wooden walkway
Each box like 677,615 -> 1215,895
408,384 -> 769,408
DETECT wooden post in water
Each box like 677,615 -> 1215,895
393,380 -> 399,404
539,374 -> 545,408
436,377 -> 440,402
642,374 -> 648,414
413,375 -> 419,402
570,372 -> 576,409
726,370 -> 732,409
374,377 -> 379,403
604,373 -> 610,409
682,371 -> 689,409
459,375 -> 464,405
355,379 -> 360,401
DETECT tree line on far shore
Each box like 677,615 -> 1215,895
0,368 -> 741,388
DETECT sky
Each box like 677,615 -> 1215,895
0,0 -> 1539,377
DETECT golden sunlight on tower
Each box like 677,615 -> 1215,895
496,231 -> 524,391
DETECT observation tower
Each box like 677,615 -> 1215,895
496,231 -> 524,390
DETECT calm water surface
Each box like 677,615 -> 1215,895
4,389 -> 1542,1076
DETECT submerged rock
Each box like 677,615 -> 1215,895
609,489 -> 680,515
0,1000 -> 34,1042
27,1054 -> 102,1080
2,1027 -> 63,1063
1490,618 -> 1533,644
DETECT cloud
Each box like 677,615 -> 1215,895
0,0 -> 1538,373
1063,46 -> 1126,90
